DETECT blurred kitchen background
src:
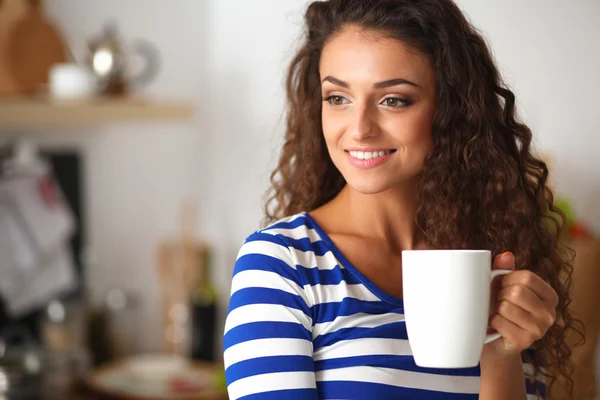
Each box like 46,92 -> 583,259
0,0 -> 598,399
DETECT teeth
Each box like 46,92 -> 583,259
349,150 -> 392,160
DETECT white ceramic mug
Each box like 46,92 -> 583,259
401,250 -> 510,368
49,64 -> 97,101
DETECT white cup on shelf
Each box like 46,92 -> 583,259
48,63 -> 98,101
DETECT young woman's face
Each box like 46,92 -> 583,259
320,27 -> 437,194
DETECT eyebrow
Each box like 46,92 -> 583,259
321,75 -> 419,89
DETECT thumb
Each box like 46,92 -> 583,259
493,252 -> 515,271
490,252 -> 515,315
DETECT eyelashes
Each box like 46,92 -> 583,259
322,95 -> 413,109
323,95 -> 349,106
381,97 -> 413,108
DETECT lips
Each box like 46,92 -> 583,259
345,149 -> 396,169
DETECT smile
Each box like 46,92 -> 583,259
348,150 -> 394,160
346,149 -> 396,169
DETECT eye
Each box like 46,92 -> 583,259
323,95 -> 349,106
381,97 -> 411,109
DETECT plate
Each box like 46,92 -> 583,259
87,354 -> 227,400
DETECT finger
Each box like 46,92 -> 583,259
493,252 -> 515,271
490,313 -> 537,351
498,271 -> 558,308
495,300 -> 547,339
497,284 -> 550,318
490,253 -> 515,300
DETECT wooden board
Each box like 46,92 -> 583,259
549,238 -> 600,399
0,0 -> 29,95
7,0 -> 67,94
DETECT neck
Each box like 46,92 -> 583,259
335,182 -> 421,253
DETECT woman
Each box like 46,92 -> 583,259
224,0 -> 580,398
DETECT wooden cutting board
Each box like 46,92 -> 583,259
0,0 -> 29,95
6,0 -> 67,94
548,238 -> 600,399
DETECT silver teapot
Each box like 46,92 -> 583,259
86,23 -> 159,96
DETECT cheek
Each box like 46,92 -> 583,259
321,111 -> 343,149
386,109 -> 434,151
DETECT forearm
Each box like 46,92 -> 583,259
479,351 -> 527,400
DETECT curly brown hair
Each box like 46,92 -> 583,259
264,0 -> 583,397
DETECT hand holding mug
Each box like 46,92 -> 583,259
484,252 -> 558,361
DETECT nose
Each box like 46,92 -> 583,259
350,104 -> 380,141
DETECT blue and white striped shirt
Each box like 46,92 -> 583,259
224,212 -> 545,399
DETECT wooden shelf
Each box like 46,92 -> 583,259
0,96 -> 195,130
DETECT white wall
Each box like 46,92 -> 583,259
455,0 -> 600,232
7,0 -> 597,353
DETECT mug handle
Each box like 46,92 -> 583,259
484,269 -> 512,344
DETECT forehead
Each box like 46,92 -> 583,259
320,27 -> 435,88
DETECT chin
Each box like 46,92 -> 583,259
342,170 -> 422,195
345,178 -> 396,195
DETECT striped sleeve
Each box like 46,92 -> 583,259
224,231 -> 318,400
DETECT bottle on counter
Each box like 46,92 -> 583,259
189,245 -> 217,362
